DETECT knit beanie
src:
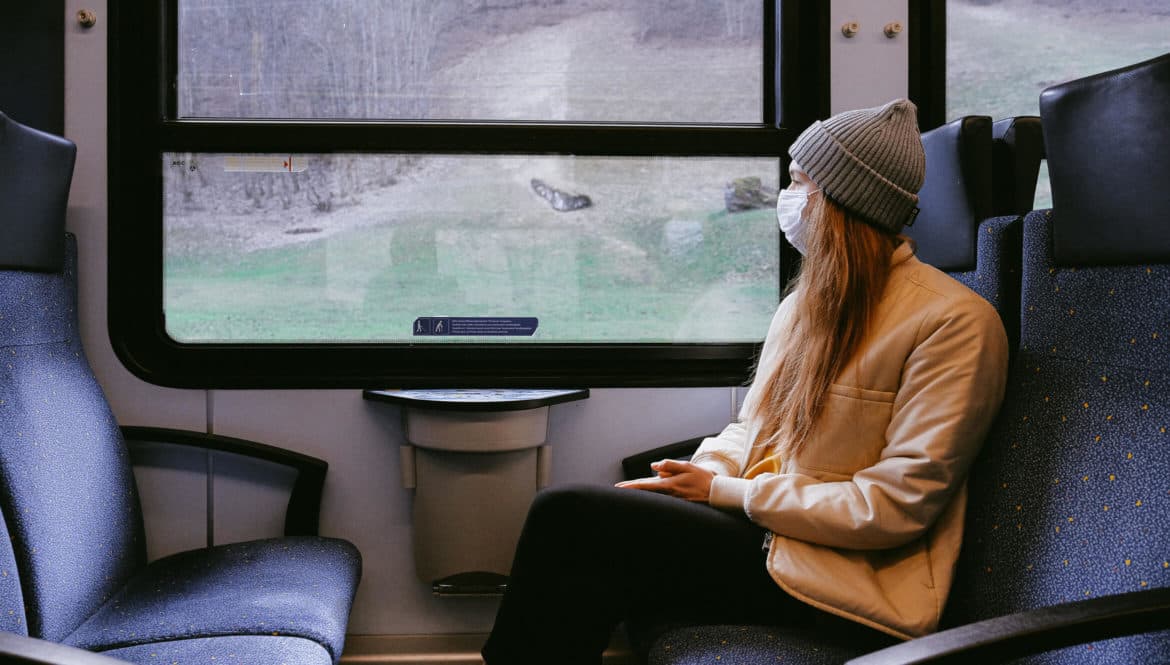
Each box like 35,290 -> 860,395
789,98 -> 926,234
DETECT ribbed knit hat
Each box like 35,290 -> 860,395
789,98 -> 926,234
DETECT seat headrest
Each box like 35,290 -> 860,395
907,116 -> 992,271
991,116 -> 1044,217
0,111 -> 76,272
1040,52 -> 1170,266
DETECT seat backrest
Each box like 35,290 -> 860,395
912,115 -> 1022,348
944,53 -> 1170,662
0,112 -> 73,273
909,115 -> 993,273
991,116 -> 1044,217
1,119 -> 147,642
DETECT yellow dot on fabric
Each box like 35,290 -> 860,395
1069,309 -> 1076,315
1045,396 -> 1051,402
1055,526 -> 1061,533
1016,504 -> 1023,511
1002,482 -> 1009,488
1101,376 -> 1108,382
1109,474 -> 1116,481
1162,427 -> 1167,434
1106,415 -> 1114,421
1083,402 -> 1090,409
1017,523 -> 1023,530
1141,581 -> 1149,587
1131,338 -> 1138,344
1164,562 -> 1169,569
1027,564 -> 1034,570
1085,590 -> 1092,596
1145,380 -> 1151,387
1068,516 -> 1075,522
1142,404 -> 1150,411
1125,559 -> 1132,566
1052,346 -> 1058,353
1094,435 -> 1102,443
1064,560 -> 1070,566
1127,452 -> 1134,459
1083,475 -> 1090,482
1136,500 -> 1143,507
1062,415 -> 1068,422
1104,505 -> 1110,511
1055,286 -> 1061,292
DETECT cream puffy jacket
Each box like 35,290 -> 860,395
694,242 -> 1009,640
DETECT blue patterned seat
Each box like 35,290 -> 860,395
0,237 -> 360,664
932,209 -> 1170,663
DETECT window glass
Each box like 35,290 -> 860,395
177,0 -> 764,123
946,0 -> 1170,209
163,153 -> 781,343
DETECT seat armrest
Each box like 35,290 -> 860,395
0,632 -> 128,665
846,587 -> 1170,665
621,435 -> 714,481
122,426 -> 327,537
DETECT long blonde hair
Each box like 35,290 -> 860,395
749,193 -> 901,460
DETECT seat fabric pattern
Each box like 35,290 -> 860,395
943,210 -> 1170,663
647,625 -> 878,665
64,536 -> 360,664
99,635 -> 332,665
947,215 -> 1023,350
0,506 -> 27,635
0,236 -> 145,641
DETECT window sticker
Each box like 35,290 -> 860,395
413,317 -> 538,337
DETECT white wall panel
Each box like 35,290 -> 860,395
830,0 -> 910,114
129,441 -> 209,561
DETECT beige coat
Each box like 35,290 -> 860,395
694,242 -> 1008,640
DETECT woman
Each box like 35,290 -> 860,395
482,99 -> 1009,665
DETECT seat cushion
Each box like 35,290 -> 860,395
647,624 -> 892,665
99,635 -> 332,665
63,537 -> 360,663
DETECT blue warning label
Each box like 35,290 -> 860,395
413,317 -> 539,337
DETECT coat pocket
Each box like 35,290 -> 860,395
794,384 -> 896,476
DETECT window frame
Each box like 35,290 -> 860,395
108,0 -> 831,388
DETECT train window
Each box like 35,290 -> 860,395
176,1 -> 764,124
109,1 -> 829,387
163,152 -> 779,344
946,0 -> 1170,209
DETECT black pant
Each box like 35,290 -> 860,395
482,484 -> 823,665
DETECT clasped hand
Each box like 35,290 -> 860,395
615,459 -> 714,502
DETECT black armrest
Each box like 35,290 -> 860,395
846,587 -> 1170,665
122,426 -> 327,537
621,435 -> 715,481
0,632 -> 127,665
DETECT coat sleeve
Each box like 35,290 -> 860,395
690,297 -> 795,477
708,297 -> 1009,550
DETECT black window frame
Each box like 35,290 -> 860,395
108,0 -> 831,389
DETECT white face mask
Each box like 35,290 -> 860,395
776,188 -> 817,255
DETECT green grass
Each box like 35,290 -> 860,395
164,207 -> 780,343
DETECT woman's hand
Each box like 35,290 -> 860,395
615,459 -> 715,503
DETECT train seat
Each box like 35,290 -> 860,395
872,51 -> 1170,664
990,115 -> 1044,218
632,114 -> 1023,663
0,235 -> 360,664
0,116 -> 361,665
